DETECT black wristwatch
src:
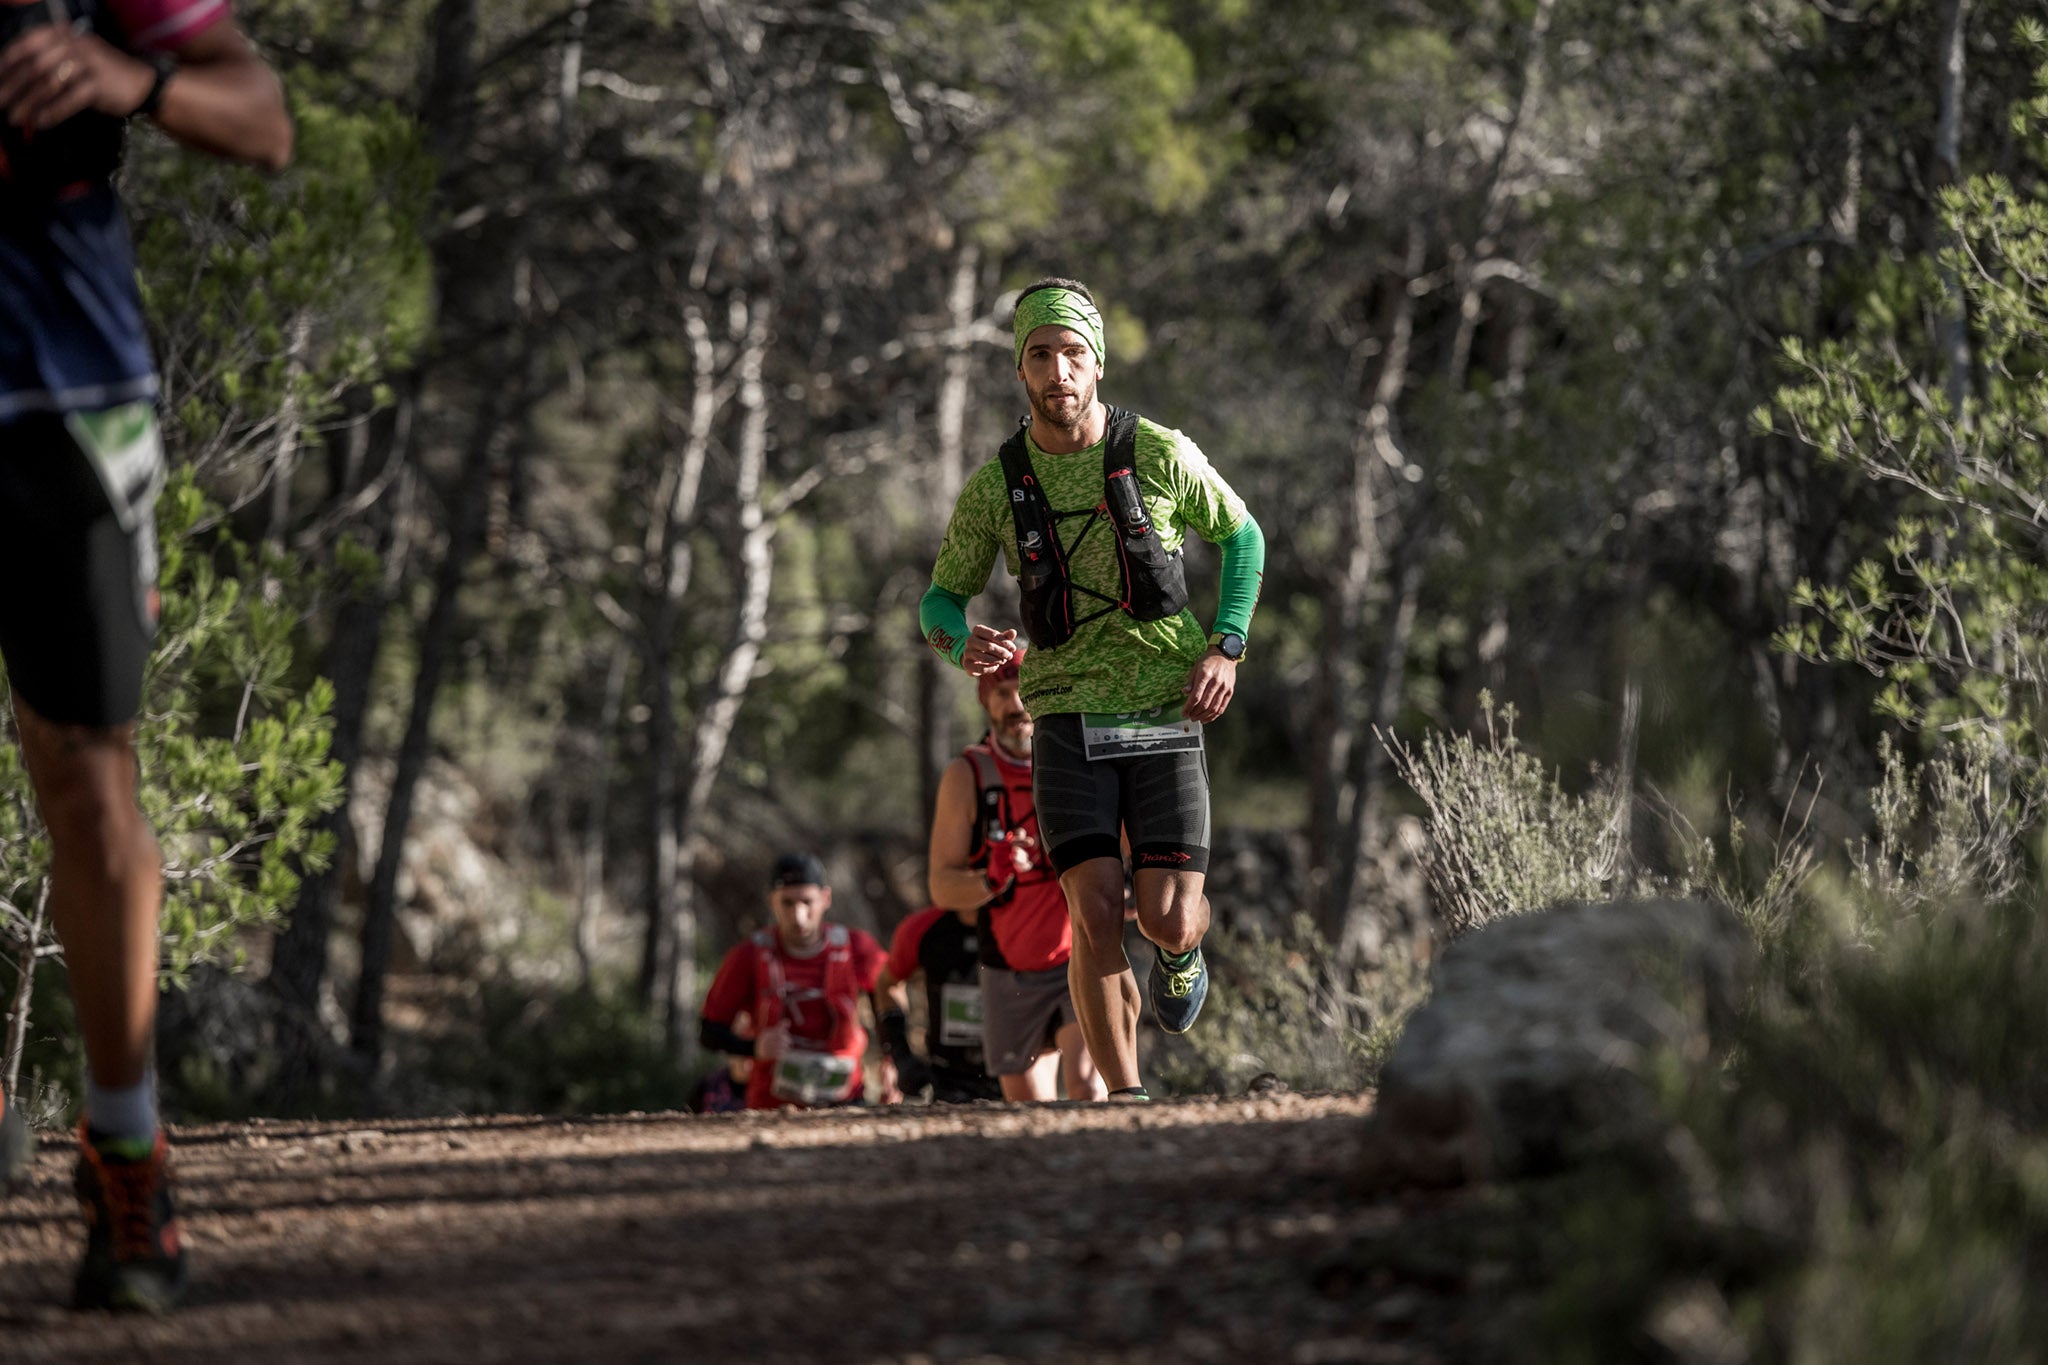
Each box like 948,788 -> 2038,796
1208,631 -> 1246,662
130,54 -> 176,120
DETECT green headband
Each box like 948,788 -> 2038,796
1012,287 -> 1105,369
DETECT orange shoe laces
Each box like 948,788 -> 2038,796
82,1133 -> 178,1260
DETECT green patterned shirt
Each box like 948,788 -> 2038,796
930,414 -> 1249,715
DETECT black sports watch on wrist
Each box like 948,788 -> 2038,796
130,54 -> 176,120
1208,631 -> 1246,662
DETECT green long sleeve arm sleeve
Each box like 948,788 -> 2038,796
919,581 -> 972,668
1213,514 -> 1266,639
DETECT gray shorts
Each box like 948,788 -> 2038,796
1031,711 -> 1211,875
979,964 -> 1078,1077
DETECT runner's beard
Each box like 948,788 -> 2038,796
993,713 -> 1034,757
1028,378 -> 1096,440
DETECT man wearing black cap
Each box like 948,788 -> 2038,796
699,854 -> 896,1110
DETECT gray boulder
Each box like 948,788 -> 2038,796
1368,898 -> 1751,1184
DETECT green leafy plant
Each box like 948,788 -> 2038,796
1769,26 -> 2048,762
127,92 -> 432,489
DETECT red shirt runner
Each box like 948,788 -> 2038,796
702,923 -> 885,1110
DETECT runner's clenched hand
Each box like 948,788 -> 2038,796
985,828 -> 1036,878
962,623 -> 1019,677
0,26 -> 152,132
754,1022 -> 791,1062
1183,649 -> 1236,723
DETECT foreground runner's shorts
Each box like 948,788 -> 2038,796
979,963 -> 1079,1077
0,413 -> 161,727
1032,711 -> 1211,875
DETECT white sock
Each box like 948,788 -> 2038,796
84,1074 -> 157,1145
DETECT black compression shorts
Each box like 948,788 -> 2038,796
0,413 -> 160,727
1031,711 -> 1211,876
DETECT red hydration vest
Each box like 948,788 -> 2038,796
750,924 -> 861,1052
962,740 -> 1072,972
749,925 -> 866,1106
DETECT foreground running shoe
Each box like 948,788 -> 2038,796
1149,944 -> 1210,1035
1,1088 -> 32,1190
73,1126 -> 188,1312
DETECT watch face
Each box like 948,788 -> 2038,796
1216,634 -> 1244,659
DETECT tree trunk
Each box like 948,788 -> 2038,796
270,388 -> 416,1090
1934,0 -> 1971,414
351,372 -> 523,1068
1336,514 -> 1430,961
639,305 -> 719,1009
1447,0 -> 1555,382
919,241 -> 979,823
1313,222 -> 1424,938
660,297 -> 776,1052
575,639 -> 629,988
3,882 -> 48,1100
262,313 -> 314,581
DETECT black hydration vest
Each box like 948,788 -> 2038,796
0,0 -> 129,207
997,405 -> 1190,650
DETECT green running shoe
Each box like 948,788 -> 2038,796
73,1126 -> 189,1313
1,1087 -> 33,1191
1150,944 -> 1209,1035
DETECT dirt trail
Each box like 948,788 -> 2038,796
1,1093 -> 1474,1363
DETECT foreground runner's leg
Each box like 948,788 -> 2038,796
1134,873 -> 1211,1034
12,699 -> 185,1309
1063,856 -> 1142,1093
13,702 -> 163,1108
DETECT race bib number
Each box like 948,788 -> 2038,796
939,982 -> 984,1048
770,1046 -> 858,1106
1081,704 -> 1203,761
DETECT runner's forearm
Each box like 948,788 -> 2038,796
154,29 -> 293,170
699,1018 -> 755,1057
878,1008 -> 913,1060
919,582 -> 971,668
931,862 -> 1003,912
1213,514 -> 1265,640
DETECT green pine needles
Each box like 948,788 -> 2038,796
1771,29 -> 2048,763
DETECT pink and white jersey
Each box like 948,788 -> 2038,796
107,0 -> 230,54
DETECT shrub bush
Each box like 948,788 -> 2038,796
1154,914 -> 1428,1095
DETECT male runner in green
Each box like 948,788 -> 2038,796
920,278 -> 1264,1100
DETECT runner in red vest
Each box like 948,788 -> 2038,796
698,854 -> 895,1110
928,651 -> 1106,1102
